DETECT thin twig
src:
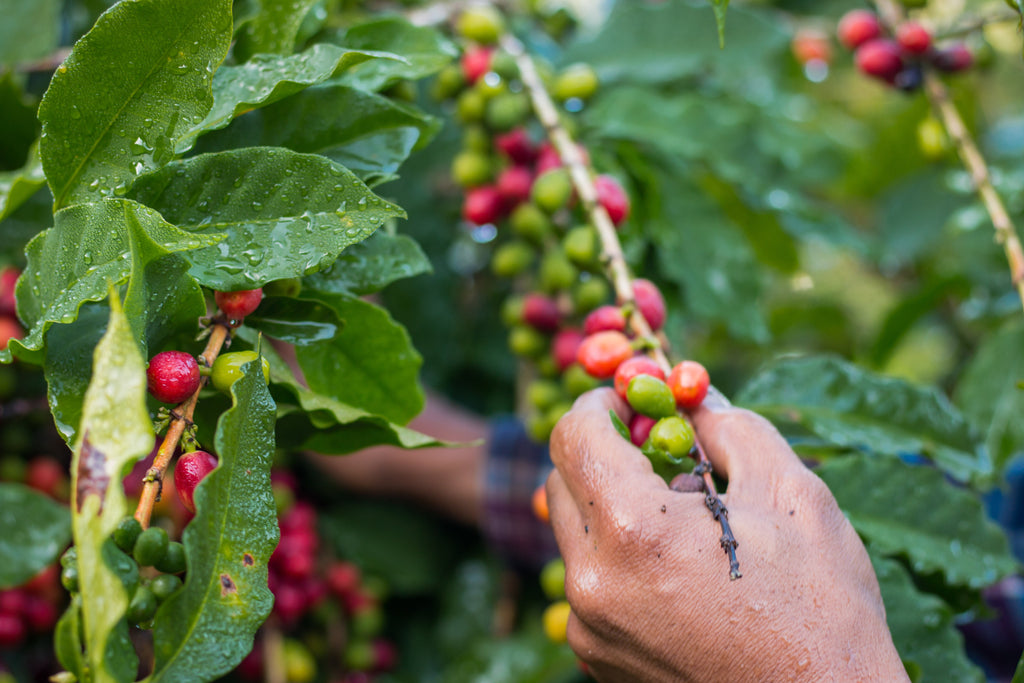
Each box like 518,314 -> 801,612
133,322 -> 230,528
501,32 -> 742,580
874,0 -> 1024,314
934,9 -> 1020,41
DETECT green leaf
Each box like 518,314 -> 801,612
737,355 -> 991,483
954,321 -> 1024,473
193,85 -> 441,186
872,553 -> 984,683
244,296 -> 342,345
876,171 -> 967,269
37,0 -> 232,209
331,17 -> 458,92
55,598 -> 85,679
869,276 -> 970,368
295,293 -> 423,424
71,294 -> 154,683
127,147 -> 404,290
609,410 -> 630,441
711,0 -> 730,47
178,44 -> 398,153
818,455 -> 1016,589
234,0 -> 319,61
1012,650 -> 1024,683
0,483 -> 70,588
0,72 -> 40,170
0,141 -> 46,222
148,353 -> 277,683
0,0 -> 60,65
302,231 -> 431,296
44,305 -> 108,445
7,199 -> 219,365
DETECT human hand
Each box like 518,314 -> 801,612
545,388 -> 908,682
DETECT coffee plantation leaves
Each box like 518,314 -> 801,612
38,0 -> 232,209
818,455 -> 1016,589
0,483 -> 70,588
128,147 -> 403,290
954,322 -> 1024,473
303,231 -> 431,296
192,85 -> 441,187
295,293 -> 423,425
873,553 -> 984,683
737,355 -> 991,483
0,142 -> 46,222
0,0 -> 60,65
331,17 -> 457,93
54,598 -> 84,679
244,296 -> 342,345
71,295 -> 155,683
148,355 -> 277,683
234,0 -> 319,61
7,198 -> 219,365
178,44 -> 400,153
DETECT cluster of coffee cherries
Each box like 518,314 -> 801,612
0,564 -> 61,651
0,267 -> 22,353
837,9 -> 972,90
236,473 -> 396,682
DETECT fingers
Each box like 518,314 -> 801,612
689,402 -> 805,485
548,388 -> 665,517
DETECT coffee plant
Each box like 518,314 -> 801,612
1,0 -> 1024,681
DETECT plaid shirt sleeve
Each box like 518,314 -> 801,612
481,416 -> 560,572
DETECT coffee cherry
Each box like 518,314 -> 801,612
572,277 -> 610,314
667,360 -> 710,410
462,185 -> 503,225
594,174 -> 630,227
531,484 -> 550,523
456,89 -> 487,123
174,450 -> 218,514
215,288 -> 263,320
0,268 -> 18,317
495,165 -> 534,206
451,151 -> 493,188
0,318 -> 22,351
563,225 -> 598,267
628,414 -> 657,448
894,64 -> 924,92
837,9 -> 881,50
210,350 -> 271,393
648,416 -> 696,459
147,350 -> 201,405
134,527 -> 169,567
495,128 -> 537,165
896,22 -> 931,55
531,168 -> 573,213
432,64 -> 466,100
127,585 -> 158,624
614,356 -> 665,401
542,600 -> 571,644
857,39 -> 904,83
509,325 -> 548,357
552,328 -> 585,371
456,6 -> 505,44
931,44 -> 973,72
60,565 -> 79,593
155,542 -> 187,574
23,595 -> 57,632
577,330 -> 632,379
510,203 -> 553,243
626,375 -> 677,419
113,516 -> 143,554
583,305 -> 626,336
491,241 -> 535,277
540,558 -> 566,600
553,63 -> 599,101
25,457 -> 65,499
917,116 -> 949,160
150,574 -> 183,601
285,639 -> 318,682
791,28 -> 832,66
539,249 -> 578,293
527,380 -> 563,412
633,279 -> 666,331
0,614 -> 25,648
461,46 -> 493,84
521,293 -> 561,332
562,363 -> 600,397
486,92 -> 531,131
500,296 -> 525,327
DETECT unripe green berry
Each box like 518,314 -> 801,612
539,249 -> 577,293
491,241 -> 535,277
150,573 -> 183,602
432,64 -> 466,100
457,6 -> 506,44
526,413 -> 555,443
133,527 -> 169,568
476,76 -> 507,99
510,203 -> 553,244
462,125 -> 492,153
563,363 -> 600,397
531,168 -> 573,213
344,639 -> 376,671
553,63 -> 599,101
60,546 -> 77,569
155,542 -> 187,574
626,375 -> 677,419
509,325 -> 547,357
536,355 -> 560,378
540,558 -> 566,600
456,89 -> 487,123
528,379 -> 563,412
61,565 -> 79,593
572,277 -> 610,314
210,351 -> 270,393
563,225 -> 599,267
486,92 -> 530,131
490,51 -> 519,80
127,585 -> 158,625
501,296 -> 525,327
451,151 -> 493,188
545,401 -> 572,427
113,516 -> 142,554
648,416 -> 696,459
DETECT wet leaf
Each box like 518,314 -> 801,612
245,296 -> 342,345
0,142 -> 45,222
0,0 -> 60,65
331,17 -> 457,92
234,0 -> 319,61
302,231 -> 431,296
0,483 -> 70,588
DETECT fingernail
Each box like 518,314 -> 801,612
702,385 -> 732,411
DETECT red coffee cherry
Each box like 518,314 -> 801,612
931,44 -> 973,72
25,457 -> 65,499
147,350 -> 201,405
551,328 -> 585,371
174,450 -> 218,514
791,28 -> 832,66
522,293 -> 562,332
535,142 -> 589,174
0,613 -> 25,648
462,185 -> 504,225
628,414 -> 657,448
0,317 -> 23,351
495,128 -> 537,165
577,330 -> 633,379
896,22 -> 932,55
613,356 -> 665,401
855,39 -> 904,82
0,267 -> 19,317
496,165 -> 534,207
632,278 -> 666,331
594,174 -> 630,227
215,288 -> 263,320
461,46 -> 493,84
583,305 -> 626,336
667,360 -> 711,411
837,9 -> 881,50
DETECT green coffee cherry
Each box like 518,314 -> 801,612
528,380 -> 563,412
60,546 -> 77,569
486,92 -> 530,131
210,351 -> 270,393
539,249 -> 578,293
572,277 -> 610,314
462,125 -> 492,153
531,169 -> 573,213
491,241 -> 535,277
490,51 -> 519,80
510,203 -> 553,244
563,225 -> 599,267
457,6 -> 505,43
536,355 -> 560,378
526,413 -> 556,443
563,363 -> 600,397
61,565 -> 79,593
627,375 -> 677,419
540,558 -> 566,600
150,574 -> 183,602
113,516 -> 143,554
509,325 -> 548,357
133,527 -> 169,568
648,416 -> 696,459
432,64 -> 466,100
127,585 -> 158,625
456,90 -> 487,123
501,296 -> 525,327
451,151 -> 493,188
545,401 -> 572,428
553,63 -> 599,101
155,542 -> 187,574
